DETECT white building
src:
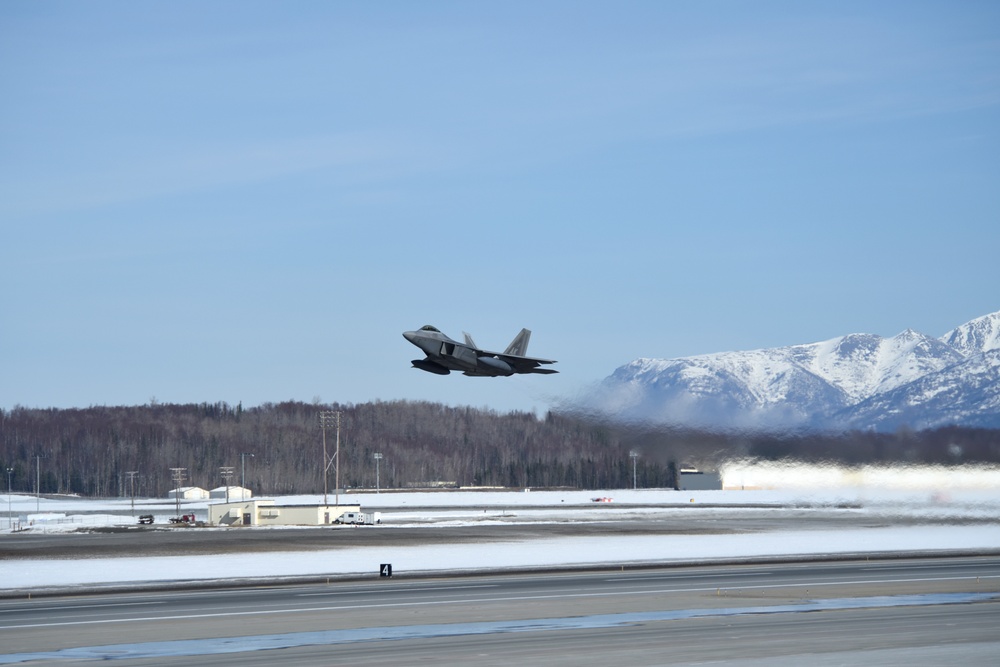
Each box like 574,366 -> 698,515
208,499 -> 361,527
209,486 -> 252,500
167,487 -> 209,500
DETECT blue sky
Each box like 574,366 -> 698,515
2,1 -> 998,414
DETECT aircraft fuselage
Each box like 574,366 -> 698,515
403,325 -> 557,377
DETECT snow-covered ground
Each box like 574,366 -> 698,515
3,464 -> 999,592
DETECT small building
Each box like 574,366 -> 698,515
208,499 -> 362,527
168,486 -> 209,500
209,486 -> 252,500
679,469 -> 723,491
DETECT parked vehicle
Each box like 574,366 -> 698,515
336,511 -> 381,525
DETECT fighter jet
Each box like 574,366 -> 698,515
403,325 -> 558,376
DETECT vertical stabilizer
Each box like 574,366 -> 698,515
463,332 -> 478,349
504,329 -> 531,356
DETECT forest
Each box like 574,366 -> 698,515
1,400 -> 998,498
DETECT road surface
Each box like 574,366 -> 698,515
1,556 -> 997,665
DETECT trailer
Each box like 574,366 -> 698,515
336,511 -> 381,525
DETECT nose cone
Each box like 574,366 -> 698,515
403,331 -> 417,344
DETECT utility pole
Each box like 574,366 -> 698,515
220,467 -> 234,503
170,467 -> 187,518
319,411 -> 341,507
126,471 -> 138,516
630,451 -> 639,490
373,453 -> 383,493
240,452 -> 254,501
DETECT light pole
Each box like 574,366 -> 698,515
126,471 -> 138,516
373,453 -> 383,493
240,453 -> 254,501
34,455 -> 45,513
6,467 -> 13,530
335,414 -> 341,507
319,411 -> 341,507
630,451 -> 638,490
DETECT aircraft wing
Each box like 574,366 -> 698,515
475,329 -> 557,374
492,352 -> 559,374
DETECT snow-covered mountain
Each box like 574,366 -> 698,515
838,350 -> 1000,431
582,311 -> 1000,432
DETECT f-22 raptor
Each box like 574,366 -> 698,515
403,325 -> 558,377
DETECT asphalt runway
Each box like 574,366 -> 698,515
1,556 -> 997,666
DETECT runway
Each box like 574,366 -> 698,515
1,556 -> 998,665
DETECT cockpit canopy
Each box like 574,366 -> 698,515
419,325 -> 441,333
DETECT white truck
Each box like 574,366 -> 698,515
337,511 -> 381,525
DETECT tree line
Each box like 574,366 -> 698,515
0,400 -> 676,497
1,400 -> 997,497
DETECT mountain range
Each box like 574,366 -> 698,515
580,311 -> 1000,432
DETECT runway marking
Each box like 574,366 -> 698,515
298,584 -> 500,597
1,575 -> 997,631
0,593 -> 994,664
607,572 -> 772,582
0,601 -> 164,615
860,563 -> 996,572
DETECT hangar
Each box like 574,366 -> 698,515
208,499 -> 361,527
209,486 -> 252,501
168,486 -> 209,500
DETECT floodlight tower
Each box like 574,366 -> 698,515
373,453 -> 383,494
